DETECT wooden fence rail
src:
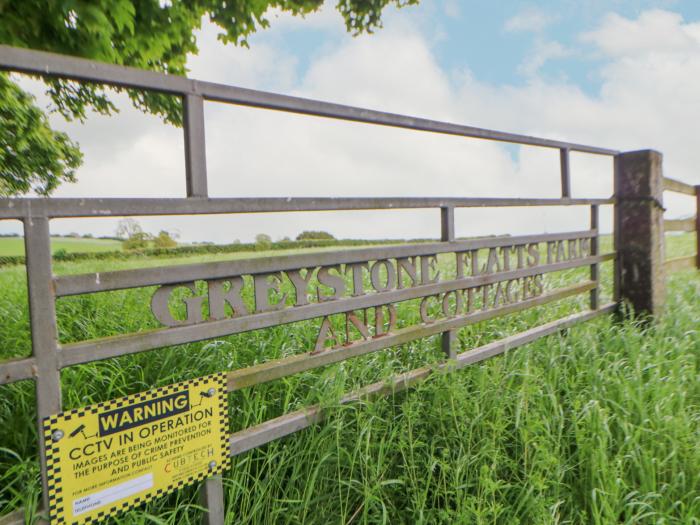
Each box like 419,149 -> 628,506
663,176 -> 700,273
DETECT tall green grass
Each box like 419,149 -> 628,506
0,234 -> 697,524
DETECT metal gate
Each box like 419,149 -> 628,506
5,44 -> 689,524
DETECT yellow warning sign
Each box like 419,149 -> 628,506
43,373 -> 229,524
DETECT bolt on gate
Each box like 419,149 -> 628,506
0,45 -> 697,525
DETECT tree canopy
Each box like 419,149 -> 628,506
0,0 -> 418,196
0,73 -> 81,196
296,230 -> 335,240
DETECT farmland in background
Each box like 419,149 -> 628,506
0,236 -> 121,256
0,233 -> 697,524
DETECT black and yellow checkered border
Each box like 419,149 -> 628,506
43,373 -> 230,525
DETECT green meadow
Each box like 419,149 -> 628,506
0,233 -> 697,524
0,236 -> 121,257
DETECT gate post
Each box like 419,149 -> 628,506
440,206 -> 457,359
614,150 -> 666,317
696,185 -> 700,270
200,476 -> 225,525
24,216 -> 62,523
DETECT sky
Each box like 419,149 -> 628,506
6,1 -> 700,242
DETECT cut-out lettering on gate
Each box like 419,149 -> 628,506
148,238 -> 593,353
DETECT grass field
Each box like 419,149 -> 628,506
0,233 -> 697,524
0,232 -> 691,261
0,236 -> 122,256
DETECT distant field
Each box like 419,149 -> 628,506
0,233 -> 693,263
0,233 -> 698,523
0,237 -> 121,256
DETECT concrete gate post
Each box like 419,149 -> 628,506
614,150 -> 666,317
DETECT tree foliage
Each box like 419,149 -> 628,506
116,220 -> 179,250
153,230 -> 178,249
117,218 -> 151,250
122,231 -> 152,251
0,0 -> 418,196
296,230 -> 335,240
255,233 -> 272,250
115,218 -> 143,240
0,74 -> 82,196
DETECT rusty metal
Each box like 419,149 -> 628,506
23,217 -> 62,517
54,230 -> 596,296
199,476 -> 225,525
440,206 -> 455,243
228,303 -> 616,457
0,46 -> 619,156
59,252 -> 612,368
440,206 -> 457,359
560,148 -> 571,198
183,94 -> 209,198
613,164 -> 622,306
0,356 -> 36,386
0,197 -> 615,220
590,205 -> 600,310
0,44 -> 637,525
227,281 -> 596,391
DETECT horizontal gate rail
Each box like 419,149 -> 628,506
54,230 -> 598,296
228,303 -> 616,456
0,44 -> 627,525
665,256 -> 695,273
0,197 -> 614,220
0,356 -> 35,385
663,177 -> 697,196
226,280 -> 598,390
0,45 -> 618,158
664,218 -> 696,232
0,252 -> 614,385
662,176 -> 699,273
58,252 -> 613,369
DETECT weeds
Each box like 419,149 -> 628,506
0,234 -> 697,524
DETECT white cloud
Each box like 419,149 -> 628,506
504,7 -> 556,34
261,5 -> 344,33
186,21 -> 299,90
578,9 -> 700,197
299,27 -> 453,115
6,8 -> 699,242
443,0 -> 460,20
581,9 -> 700,57
518,39 -> 570,77
200,26 -> 525,241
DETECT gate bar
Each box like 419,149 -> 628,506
54,230 -> 598,296
228,303 -> 616,456
696,185 -> 700,269
58,254 -> 614,369
0,197 -> 615,220
560,148 -> 571,198
183,94 -> 209,198
24,217 -> 62,522
440,206 -> 457,360
227,281 -> 598,391
0,45 -> 618,156
590,205 -> 600,309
